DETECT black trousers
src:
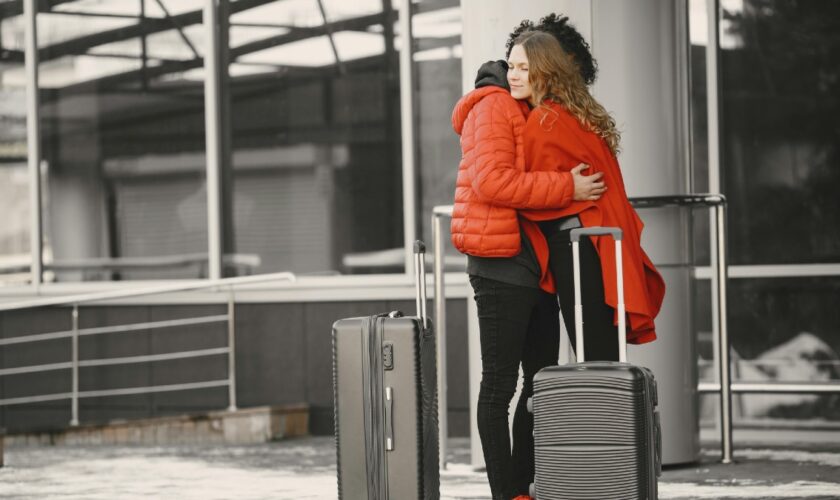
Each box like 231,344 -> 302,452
470,276 -> 560,499
543,225 -> 620,362
470,228 -> 618,499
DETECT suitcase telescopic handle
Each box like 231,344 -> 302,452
568,227 -> 627,363
414,240 -> 428,328
570,226 -> 623,242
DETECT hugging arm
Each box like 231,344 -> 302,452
467,94 -> 604,208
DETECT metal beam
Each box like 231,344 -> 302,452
416,34 -> 460,52
153,0 -> 200,59
33,2 -> 457,94
39,10 -> 141,20
316,0 -> 344,74
229,11 -> 389,60
51,11 -> 392,96
414,0 -> 459,14
706,0 -> 733,465
37,0 -> 275,62
0,0 -> 75,20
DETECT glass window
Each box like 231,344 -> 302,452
696,277 -> 840,422
35,0 -> 209,281
413,0 -> 463,267
689,0 -> 840,423
0,11 -> 30,285
691,0 -> 840,265
223,0 -> 408,276
722,1 -> 840,265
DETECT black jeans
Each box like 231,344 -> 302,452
469,276 -> 560,499
542,222 -> 620,362
470,228 -> 619,499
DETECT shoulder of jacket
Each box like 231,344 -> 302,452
478,90 -> 519,109
476,92 -> 526,125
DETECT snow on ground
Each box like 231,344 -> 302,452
1,439 -> 840,499
737,448 -> 840,467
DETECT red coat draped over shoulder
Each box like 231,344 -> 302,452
450,86 -> 575,260
521,100 -> 666,344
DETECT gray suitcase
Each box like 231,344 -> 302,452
332,241 -> 439,500
529,227 -> 661,500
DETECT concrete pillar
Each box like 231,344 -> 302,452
460,0 -> 698,466
589,0 -> 697,466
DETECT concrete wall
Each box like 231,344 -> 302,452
0,298 -> 471,437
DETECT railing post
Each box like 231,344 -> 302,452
432,212 -> 448,470
226,287 -> 237,411
715,203 -> 734,463
70,304 -> 79,426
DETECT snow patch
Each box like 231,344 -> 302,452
660,480 -> 840,498
702,332 -> 840,418
737,448 -> 840,467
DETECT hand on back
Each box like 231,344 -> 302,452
571,163 -> 606,201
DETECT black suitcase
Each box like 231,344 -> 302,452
529,227 -> 661,500
332,241 -> 439,500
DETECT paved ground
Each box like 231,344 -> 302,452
2,434 -> 840,499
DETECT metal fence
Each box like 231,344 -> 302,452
0,272 -> 295,426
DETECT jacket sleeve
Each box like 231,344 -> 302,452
467,94 -> 574,210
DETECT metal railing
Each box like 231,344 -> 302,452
631,194 -> 734,463
0,272 -> 295,426
0,253 -> 263,281
432,194 -> 840,465
431,205 -> 452,470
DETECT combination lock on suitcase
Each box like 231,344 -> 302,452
529,227 -> 662,500
332,241 -> 440,500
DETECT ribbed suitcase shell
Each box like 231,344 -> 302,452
531,362 -> 661,500
332,314 -> 439,500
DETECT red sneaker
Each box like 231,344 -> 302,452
512,496 -> 533,500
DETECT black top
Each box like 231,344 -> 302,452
466,227 -> 541,289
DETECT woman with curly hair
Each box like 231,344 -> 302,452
509,30 -> 665,359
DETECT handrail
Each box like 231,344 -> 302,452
0,253 -> 262,277
629,193 -> 726,208
427,194 -> 727,218
0,314 -> 229,346
0,271 -> 296,312
0,273 -> 298,424
700,381 -> 840,394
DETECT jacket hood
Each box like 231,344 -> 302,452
451,86 -> 509,135
475,59 -> 509,90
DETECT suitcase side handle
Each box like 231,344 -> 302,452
569,227 -> 627,363
414,240 -> 428,328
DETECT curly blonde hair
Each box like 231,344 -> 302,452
514,30 -> 621,156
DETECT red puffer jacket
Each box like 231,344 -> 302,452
450,86 -> 575,258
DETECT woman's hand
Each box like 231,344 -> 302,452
571,164 -> 607,201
